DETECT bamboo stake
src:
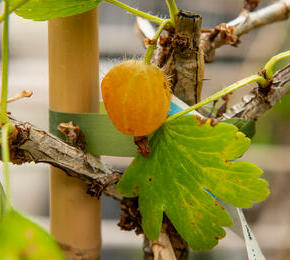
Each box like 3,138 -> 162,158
48,8 -> 101,259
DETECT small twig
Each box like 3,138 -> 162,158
201,0 -> 290,62
135,17 -> 156,48
6,90 -> 33,104
144,19 -> 172,64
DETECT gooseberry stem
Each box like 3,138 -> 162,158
105,0 -> 164,25
144,19 -> 172,64
264,50 -> 290,79
166,0 -> 178,26
167,74 -> 266,122
0,0 -> 12,212
0,0 -> 10,124
1,123 -> 12,211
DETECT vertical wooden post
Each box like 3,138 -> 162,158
48,8 -> 101,259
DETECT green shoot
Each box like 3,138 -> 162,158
144,19 -> 173,64
0,0 -> 12,212
1,0 -> 10,124
167,75 -> 266,122
1,123 -> 12,211
264,50 -> 290,79
105,0 -> 164,25
166,0 -> 178,26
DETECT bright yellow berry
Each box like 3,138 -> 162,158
101,60 -> 171,136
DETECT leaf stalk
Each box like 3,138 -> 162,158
167,74 -> 266,122
104,0 -> 164,25
264,50 -> 290,79
1,123 -> 12,211
1,0 -> 10,124
165,0 -> 178,26
144,19 -> 173,64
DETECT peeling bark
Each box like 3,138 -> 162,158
6,118 -> 121,200
171,11 -> 204,105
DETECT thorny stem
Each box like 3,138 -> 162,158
166,0 -> 178,26
144,19 -> 173,64
0,0 -> 29,22
104,0 -> 164,25
167,74 -> 266,122
264,50 -> 290,79
0,0 -> 10,124
1,123 -> 12,211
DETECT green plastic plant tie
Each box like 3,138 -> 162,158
1,123 -> 12,211
166,0 -> 178,26
264,50 -> 290,79
105,0 -> 164,25
144,19 -> 172,64
0,0 -> 29,23
167,74 -> 266,122
0,0 -> 10,124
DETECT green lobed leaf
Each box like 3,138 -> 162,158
13,0 -> 102,21
117,115 -> 269,250
223,118 -> 256,139
0,210 -> 63,259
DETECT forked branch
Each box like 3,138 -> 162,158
201,0 -> 290,62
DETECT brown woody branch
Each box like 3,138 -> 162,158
201,0 -> 290,62
7,119 -> 122,200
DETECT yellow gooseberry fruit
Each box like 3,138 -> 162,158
101,60 -> 171,136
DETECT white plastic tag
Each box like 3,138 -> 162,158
237,208 -> 265,260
